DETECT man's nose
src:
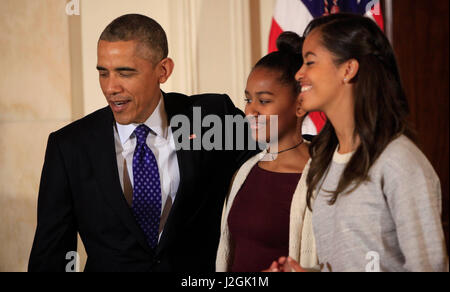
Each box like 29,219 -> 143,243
104,75 -> 123,96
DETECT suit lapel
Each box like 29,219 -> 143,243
155,92 -> 198,255
86,107 -> 154,254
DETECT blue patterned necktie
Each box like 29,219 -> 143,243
132,124 -> 162,249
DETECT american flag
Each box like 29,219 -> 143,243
269,0 -> 384,136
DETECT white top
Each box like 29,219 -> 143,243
113,93 -> 180,221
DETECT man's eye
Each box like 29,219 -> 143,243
119,72 -> 133,77
306,61 -> 315,66
259,100 -> 270,105
99,72 -> 108,77
244,98 -> 252,103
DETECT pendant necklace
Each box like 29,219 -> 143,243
267,140 -> 304,160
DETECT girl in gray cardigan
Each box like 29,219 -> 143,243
278,13 -> 448,272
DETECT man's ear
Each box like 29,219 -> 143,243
158,58 -> 174,84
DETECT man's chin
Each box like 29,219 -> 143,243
112,113 -> 133,125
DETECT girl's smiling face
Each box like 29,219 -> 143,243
245,67 -> 303,143
296,29 -> 347,114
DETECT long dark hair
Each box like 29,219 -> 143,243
305,13 -> 415,209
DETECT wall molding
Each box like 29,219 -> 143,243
167,0 -> 199,95
384,0 -> 394,45
229,0 -> 252,109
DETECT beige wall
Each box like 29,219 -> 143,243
0,0 -> 72,271
260,0 -> 277,56
0,0 -> 275,271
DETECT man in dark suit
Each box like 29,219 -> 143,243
28,14 -> 257,272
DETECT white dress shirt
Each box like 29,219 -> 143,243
113,93 -> 180,237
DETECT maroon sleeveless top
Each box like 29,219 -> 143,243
227,164 -> 301,272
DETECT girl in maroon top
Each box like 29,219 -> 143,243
227,32 -> 310,272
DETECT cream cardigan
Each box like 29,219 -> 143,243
216,150 -> 318,272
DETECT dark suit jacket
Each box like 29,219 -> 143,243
28,92 -> 258,272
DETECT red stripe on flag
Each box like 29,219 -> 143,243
372,6 -> 384,31
268,18 -> 283,53
309,111 -> 327,133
